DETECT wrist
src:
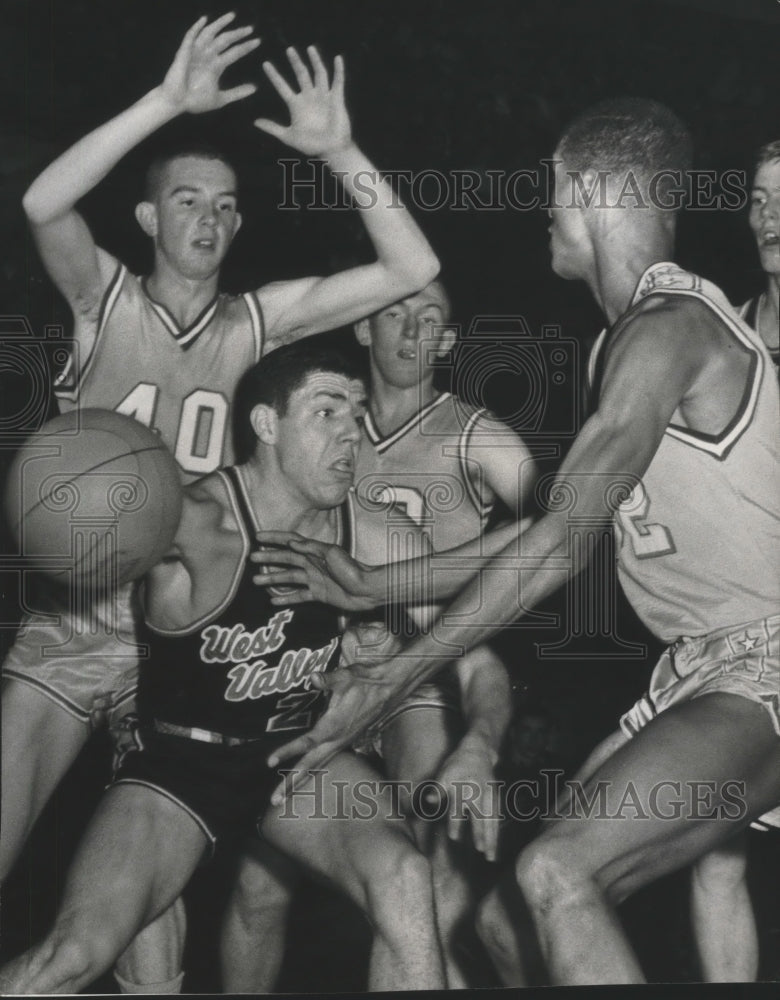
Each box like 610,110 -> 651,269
321,139 -> 361,169
460,729 -> 500,766
145,85 -> 186,124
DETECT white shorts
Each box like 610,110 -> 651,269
620,614 -> 780,830
620,615 -> 780,739
354,671 -> 461,757
2,581 -> 141,730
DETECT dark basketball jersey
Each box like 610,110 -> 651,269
137,466 -> 356,739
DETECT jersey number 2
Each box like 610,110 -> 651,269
266,690 -> 321,733
116,383 -> 228,476
615,482 -> 675,559
375,485 -> 425,525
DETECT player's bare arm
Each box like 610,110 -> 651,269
266,299 -> 723,788
466,412 -> 538,522
254,46 -> 439,347
21,14 -> 258,337
436,648 -> 512,863
250,516 -> 524,609
143,476 -> 243,633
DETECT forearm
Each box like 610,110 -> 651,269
323,142 -> 439,289
23,88 -> 179,224
362,516 -> 527,607
376,513 -> 576,709
457,651 -> 513,758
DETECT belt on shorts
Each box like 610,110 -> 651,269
151,719 -> 265,747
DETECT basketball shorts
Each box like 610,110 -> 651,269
620,615 -> 780,830
354,667 -> 461,757
619,614 -> 780,739
112,724 -> 283,853
2,581 -> 140,730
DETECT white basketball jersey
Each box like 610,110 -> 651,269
354,392 -> 497,551
589,262 -> 780,642
55,255 -> 264,481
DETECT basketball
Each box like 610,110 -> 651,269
4,408 -> 183,588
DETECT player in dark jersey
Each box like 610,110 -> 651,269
251,100 -> 780,985
218,280 -> 537,990
0,341 -> 446,995
4,13 -> 438,991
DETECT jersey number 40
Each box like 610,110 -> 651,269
116,383 -> 228,476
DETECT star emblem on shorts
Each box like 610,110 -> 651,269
738,633 -> 758,652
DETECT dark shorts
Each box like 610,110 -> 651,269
112,725 -> 284,854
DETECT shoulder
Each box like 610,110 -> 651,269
178,473 -> 237,542
606,294 -> 723,369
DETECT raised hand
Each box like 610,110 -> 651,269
251,531 -> 377,611
160,13 -> 260,115
435,734 -> 501,862
255,47 -> 352,156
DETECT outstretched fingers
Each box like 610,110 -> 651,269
306,45 -> 329,89
285,46 -> 315,91
260,59 -> 297,104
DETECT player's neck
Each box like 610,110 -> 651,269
368,376 -> 438,434
239,461 -> 336,540
591,232 -> 673,325
146,260 -> 220,328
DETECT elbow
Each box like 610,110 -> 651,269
22,185 -> 50,227
412,246 -> 441,289
388,246 -> 441,297
417,246 -> 441,286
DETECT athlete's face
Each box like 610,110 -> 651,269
749,159 -> 780,277
357,283 -> 453,390
142,156 -> 242,280
273,372 -> 368,509
548,153 -> 593,280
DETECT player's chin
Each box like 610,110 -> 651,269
319,476 -> 353,506
758,246 -> 780,273
549,253 -> 580,281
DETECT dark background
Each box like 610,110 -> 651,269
1,0 -> 779,992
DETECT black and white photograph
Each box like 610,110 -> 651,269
1,0 -> 779,994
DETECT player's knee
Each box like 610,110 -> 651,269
514,836 -> 589,911
229,863 -> 295,922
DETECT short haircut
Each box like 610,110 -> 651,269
369,279 -> 452,325
143,144 -> 236,201
754,140 -> 780,174
558,97 -> 693,192
233,339 -> 367,460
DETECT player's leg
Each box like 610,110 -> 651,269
512,693 -> 780,985
381,704 -> 476,987
219,840 -> 300,993
690,832 -> 758,981
260,751 -> 446,990
107,714 -> 188,996
114,901 -> 187,995
0,784 -> 208,995
0,678 -> 89,879
475,726 -> 629,985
